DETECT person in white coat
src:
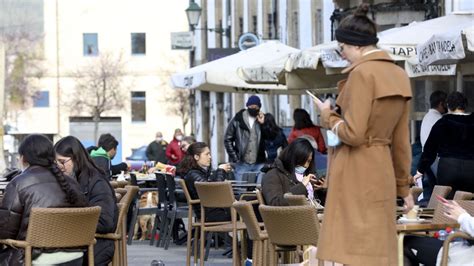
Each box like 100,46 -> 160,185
404,200 -> 474,265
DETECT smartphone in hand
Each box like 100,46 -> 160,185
306,90 -> 322,103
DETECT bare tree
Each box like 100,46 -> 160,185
163,88 -> 190,135
69,53 -> 127,142
0,0 -> 45,170
158,53 -> 190,135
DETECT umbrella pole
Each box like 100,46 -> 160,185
456,70 -> 463,93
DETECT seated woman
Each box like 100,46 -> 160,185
0,134 -> 87,266
404,200 -> 474,265
261,138 -> 325,206
54,136 -> 118,265
180,142 -> 232,222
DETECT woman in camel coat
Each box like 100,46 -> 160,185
313,5 -> 414,266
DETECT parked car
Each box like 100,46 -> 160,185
126,146 -> 149,171
126,145 -> 148,161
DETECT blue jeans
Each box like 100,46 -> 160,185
234,162 -> 264,183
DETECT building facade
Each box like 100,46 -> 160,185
2,0 -> 190,163
188,0 -> 473,168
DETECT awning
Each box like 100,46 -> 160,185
170,41 -> 301,94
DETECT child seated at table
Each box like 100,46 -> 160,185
404,200 -> 474,265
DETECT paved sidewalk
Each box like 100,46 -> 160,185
127,240 -> 233,266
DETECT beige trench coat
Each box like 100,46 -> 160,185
316,51 -> 412,266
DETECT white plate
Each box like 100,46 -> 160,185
398,217 -> 426,223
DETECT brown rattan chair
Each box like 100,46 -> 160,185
410,186 -> 423,204
453,191 -> 473,201
284,193 -> 309,206
439,200 -> 474,266
96,185 -> 138,266
259,205 -> 321,266
117,180 -> 130,188
233,201 -> 268,266
177,178 -> 201,266
110,181 -> 119,189
195,182 -> 247,266
0,206 -> 101,266
427,185 -> 452,210
256,189 -> 265,205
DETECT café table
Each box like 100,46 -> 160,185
396,221 -> 459,266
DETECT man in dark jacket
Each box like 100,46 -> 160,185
90,133 -> 128,178
224,95 -> 266,182
146,131 -> 168,163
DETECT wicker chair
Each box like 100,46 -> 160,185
96,185 -> 139,266
233,201 -> 268,266
439,200 -> 474,266
453,191 -> 473,201
284,193 -> 309,206
110,181 -> 119,189
195,182 -> 247,266
256,189 -> 265,205
117,180 -> 130,188
177,179 -> 201,266
410,187 -> 423,204
259,205 -> 321,266
427,185 -> 452,210
0,206 -> 101,266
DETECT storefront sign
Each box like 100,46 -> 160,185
171,32 -> 194,50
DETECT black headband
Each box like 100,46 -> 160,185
335,28 -> 378,46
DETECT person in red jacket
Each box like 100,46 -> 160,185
166,128 -> 185,165
288,108 -> 327,154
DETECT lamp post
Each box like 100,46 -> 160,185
186,1 -> 201,136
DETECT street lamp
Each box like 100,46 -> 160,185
185,1 -> 230,37
185,1 -> 202,30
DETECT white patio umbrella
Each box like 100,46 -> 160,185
416,19 -> 474,67
276,12 -> 474,90
170,41 -> 302,94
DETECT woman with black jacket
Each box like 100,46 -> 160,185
54,136 -> 118,265
181,142 -> 233,222
261,138 -> 325,206
261,113 -> 288,164
0,134 -> 87,266
415,91 -> 474,198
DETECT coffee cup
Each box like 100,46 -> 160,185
405,205 -> 419,219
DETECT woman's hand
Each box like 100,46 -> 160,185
312,177 -> 326,190
218,163 -> 232,172
301,174 -> 312,186
257,112 -> 265,124
312,97 -> 332,112
302,174 -> 318,186
403,193 -> 415,213
443,200 -> 467,221
413,171 -> 423,181
147,167 -> 156,174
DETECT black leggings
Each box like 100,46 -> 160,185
404,235 -> 443,266
437,157 -> 474,199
